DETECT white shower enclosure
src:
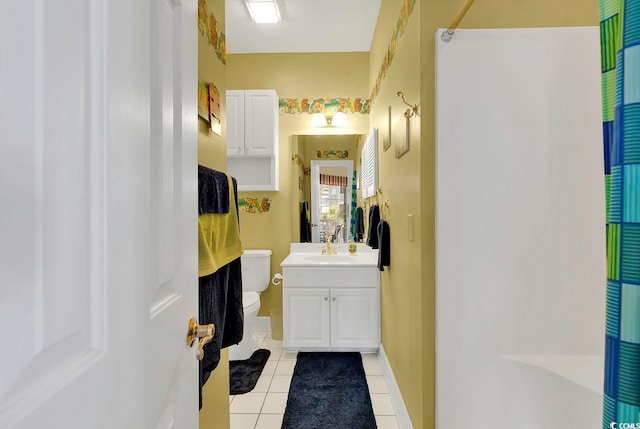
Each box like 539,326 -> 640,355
436,28 -> 606,428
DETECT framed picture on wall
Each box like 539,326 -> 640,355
383,106 -> 392,151
197,81 -> 210,122
209,83 -> 222,136
395,109 -> 410,159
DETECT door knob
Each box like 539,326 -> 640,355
187,317 -> 215,361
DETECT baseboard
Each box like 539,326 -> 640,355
378,343 -> 413,429
255,316 -> 271,332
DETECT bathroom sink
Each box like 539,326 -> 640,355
304,255 -> 357,264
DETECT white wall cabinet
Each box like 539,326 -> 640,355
226,89 -> 279,191
283,285 -> 380,351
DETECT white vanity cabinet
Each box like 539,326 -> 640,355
226,89 -> 279,191
281,262 -> 380,352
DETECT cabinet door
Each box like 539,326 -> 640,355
283,288 -> 330,349
244,90 -> 277,156
330,288 -> 380,349
226,90 -> 244,156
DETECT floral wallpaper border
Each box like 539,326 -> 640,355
280,98 -> 371,115
370,0 -> 417,106
292,155 -> 310,175
198,0 -> 226,65
317,150 -> 349,159
238,198 -> 271,214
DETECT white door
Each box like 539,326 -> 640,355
310,163 -> 322,242
0,0 -> 199,428
283,288 -> 330,349
330,289 -> 380,349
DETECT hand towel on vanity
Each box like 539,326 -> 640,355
355,207 -> 365,242
366,205 -> 380,249
198,164 -> 230,215
197,175 -> 244,407
377,220 -> 390,271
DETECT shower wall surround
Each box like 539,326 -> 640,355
436,27 -> 606,428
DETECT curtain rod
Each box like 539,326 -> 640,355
441,0 -> 476,42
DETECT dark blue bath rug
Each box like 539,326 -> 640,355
229,349 -> 270,395
282,352 -> 377,429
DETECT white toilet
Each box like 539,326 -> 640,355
229,249 -> 272,361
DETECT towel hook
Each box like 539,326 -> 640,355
396,91 -> 419,118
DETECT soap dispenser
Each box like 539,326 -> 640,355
348,235 -> 357,256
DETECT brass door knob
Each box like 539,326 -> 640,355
187,317 -> 215,361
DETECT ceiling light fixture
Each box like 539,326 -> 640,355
311,112 -> 348,128
245,0 -> 281,24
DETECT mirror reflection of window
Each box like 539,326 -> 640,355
318,180 -> 348,243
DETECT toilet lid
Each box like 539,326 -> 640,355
242,291 -> 259,307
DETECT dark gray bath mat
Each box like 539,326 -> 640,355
229,349 -> 271,395
282,352 -> 377,429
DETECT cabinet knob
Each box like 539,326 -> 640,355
332,297 -> 336,301
324,296 -> 328,301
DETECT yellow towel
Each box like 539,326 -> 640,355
198,176 -> 243,277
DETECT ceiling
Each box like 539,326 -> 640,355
225,0 -> 382,54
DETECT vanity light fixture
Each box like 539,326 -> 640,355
245,0 -> 281,24
311,112 -> 348,128
396,91 -> 419,118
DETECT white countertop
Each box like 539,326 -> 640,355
281,243 -> 378,267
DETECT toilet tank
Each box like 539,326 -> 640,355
240,250 -> 272,292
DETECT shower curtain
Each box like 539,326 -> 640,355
601,0 -> 640,425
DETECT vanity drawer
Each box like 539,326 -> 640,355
282,267 -> 379,288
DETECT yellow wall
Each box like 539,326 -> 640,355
197,0 -> 229,427
226,53 -> 370,329
367,0 -> 424,426
418,0 -> 599,427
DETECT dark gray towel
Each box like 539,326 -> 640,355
300,201 -> 311,243
198,165 -> 229,215
366,205 -> 380,249
355,207 -> 365,242
377,220 -> 390,271
199,257 -> 244,408
198,174 -> 243,408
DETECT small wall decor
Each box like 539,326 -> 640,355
279,98 -> 371,115
317,150 -> 349,159
238,198 -> 271,214
198,0 -> 227,65
395,109 -> 411,159
383,106 -> 392,151
209,83 -> 221,135
198,81 -> 210,122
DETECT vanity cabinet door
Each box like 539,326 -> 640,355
283,288 -> 331,349
330,288 -> 380,349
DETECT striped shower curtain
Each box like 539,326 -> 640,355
601,0 -> 640,426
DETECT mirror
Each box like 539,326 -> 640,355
291,134 -> 364,243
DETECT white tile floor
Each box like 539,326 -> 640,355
230,332 -> 400,429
